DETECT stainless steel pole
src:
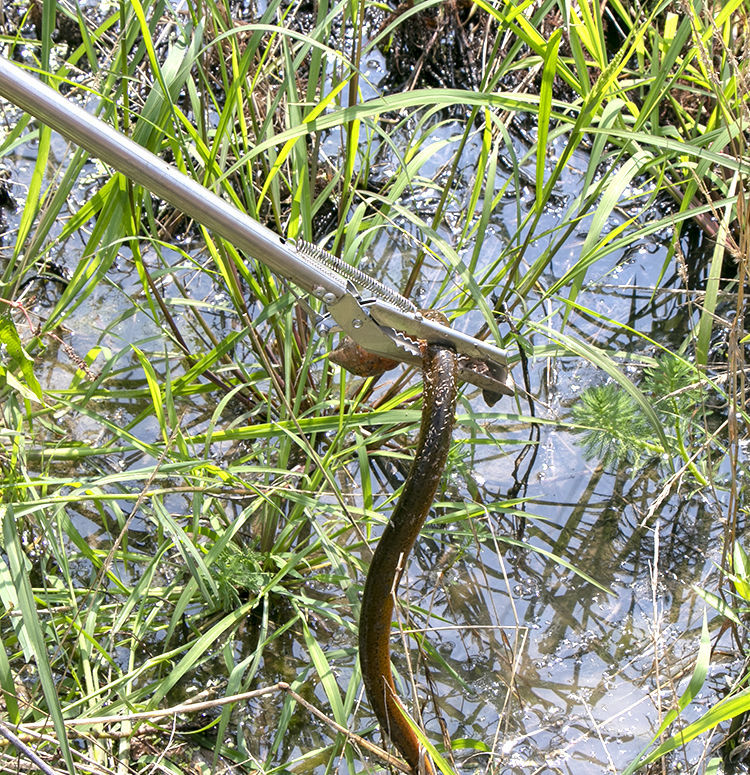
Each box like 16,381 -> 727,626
0,55 -> 347,300
0,56 -> 511,380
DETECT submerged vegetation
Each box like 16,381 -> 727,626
0,0 -> 748,772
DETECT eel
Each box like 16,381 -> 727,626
358,332 -> 458,774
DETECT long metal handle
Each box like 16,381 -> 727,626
0,55 -> 347,301
0,55 -> 512,388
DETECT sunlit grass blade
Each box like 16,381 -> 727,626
696,174 -> 737,365
535,28 -> 561,205
622,613 -> 718,773
561,149 -> 651,326
298,608 -> 347,725
3,505 -> 76,774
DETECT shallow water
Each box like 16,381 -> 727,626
0,28 -> 739,775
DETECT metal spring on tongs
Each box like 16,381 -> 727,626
295,240 -> 418,314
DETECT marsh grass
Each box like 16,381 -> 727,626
0,0 -> 748,772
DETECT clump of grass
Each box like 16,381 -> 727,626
0,0 -> 748,772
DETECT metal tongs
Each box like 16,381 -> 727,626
0,56 -> 513,401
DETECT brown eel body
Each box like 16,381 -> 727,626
359,338 -> 458,774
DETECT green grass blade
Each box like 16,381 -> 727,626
623,613 -> 724,773
536,29 -> 561,206
696,175 -> 736,364
2,505 -> 76,774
